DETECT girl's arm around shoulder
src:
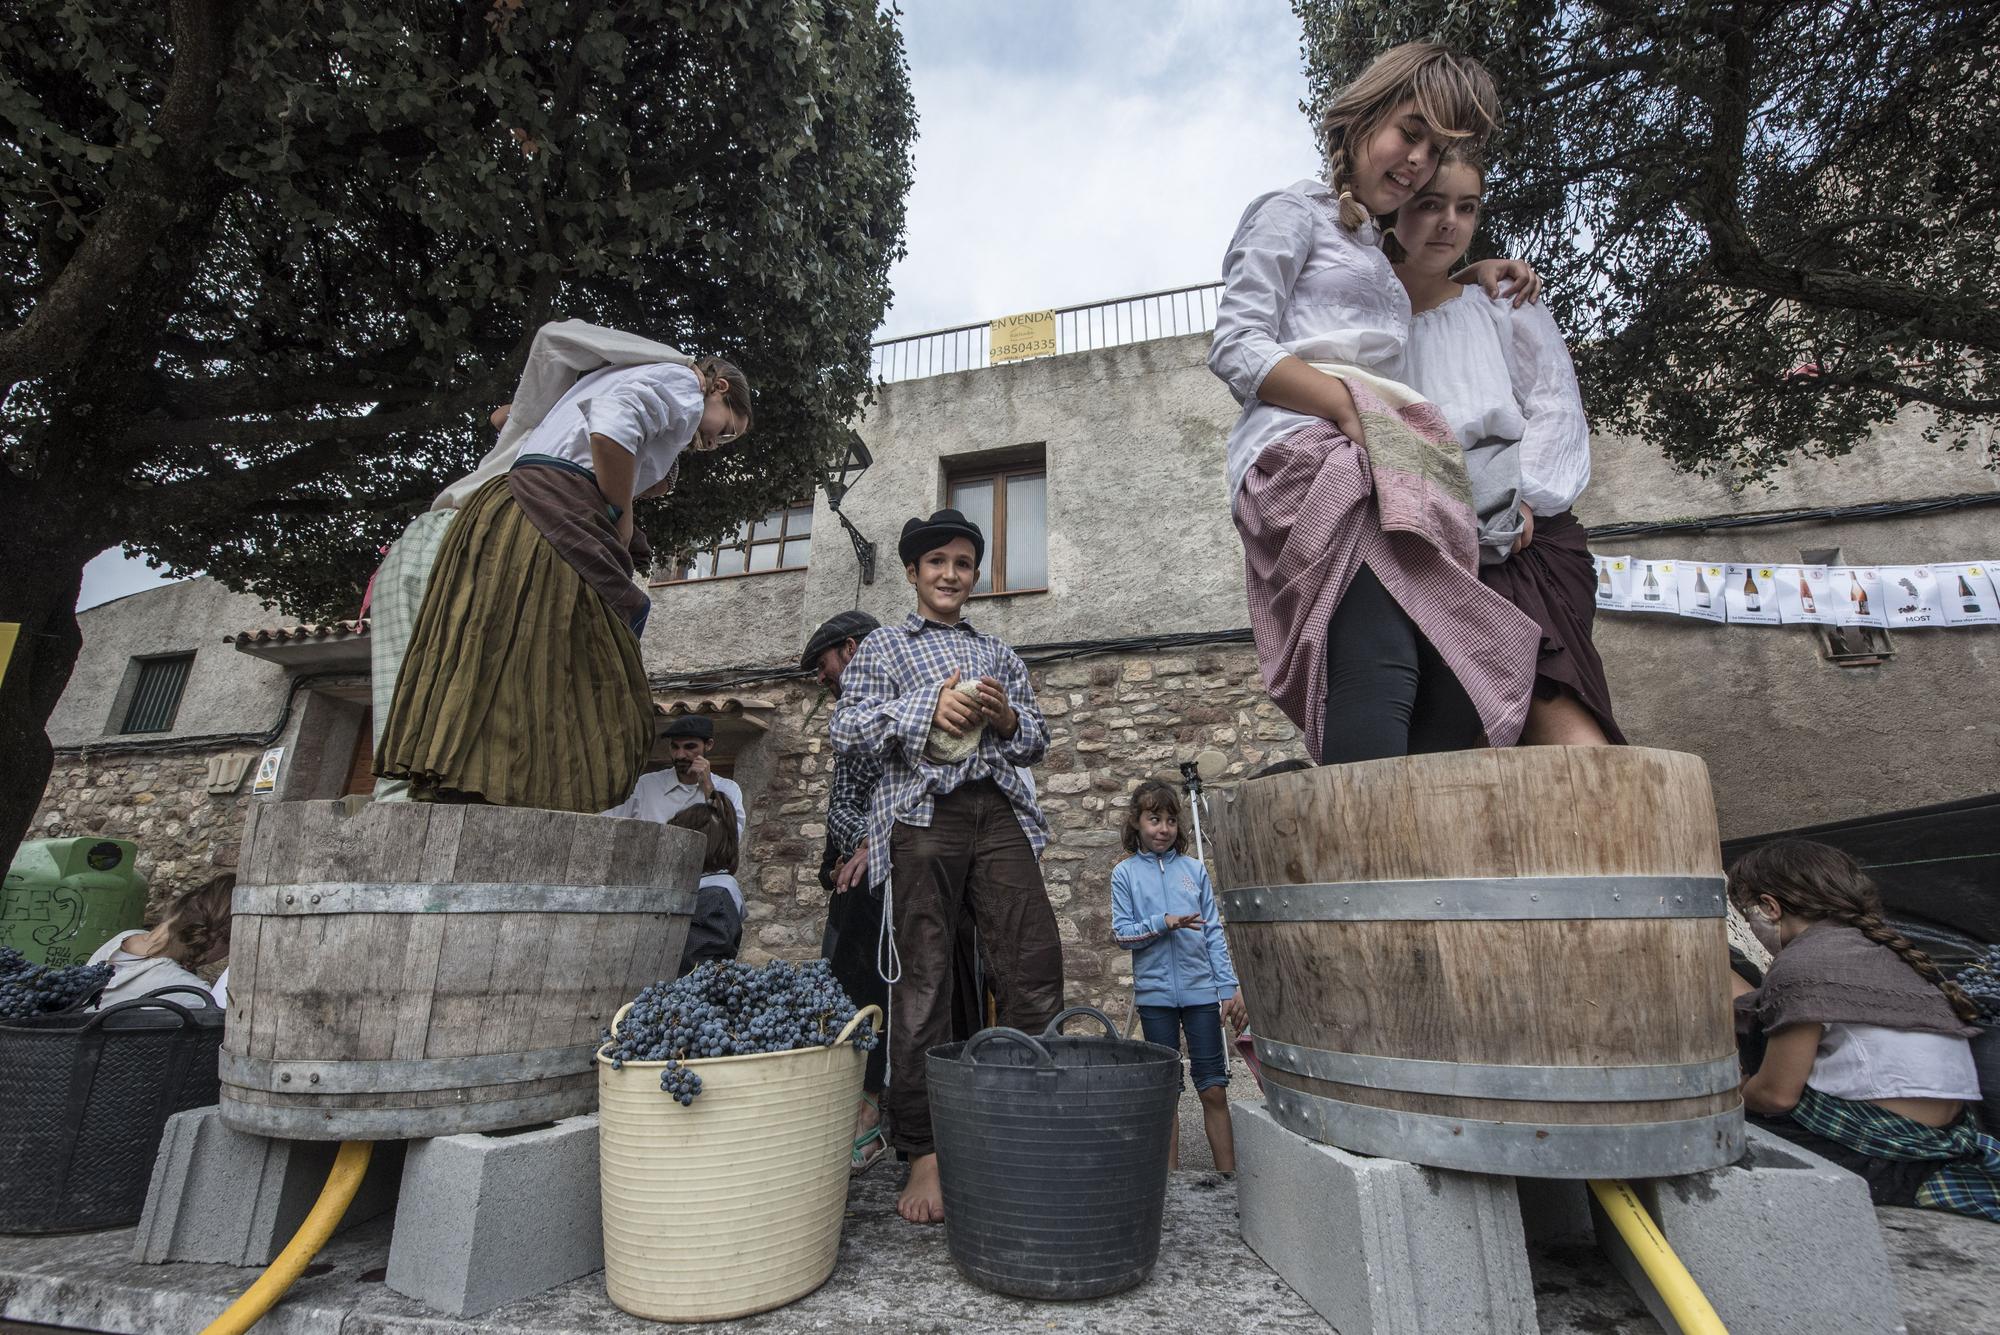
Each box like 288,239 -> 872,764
1741,1022 -> 1823,1116
1111,858 -> 1168,949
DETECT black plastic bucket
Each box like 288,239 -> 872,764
0,987 -> 224,1234
927,1006 -> 1180,1299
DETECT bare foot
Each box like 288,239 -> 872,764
897,1153 -> 945,1224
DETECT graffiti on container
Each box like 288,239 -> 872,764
0,885 -> 85,954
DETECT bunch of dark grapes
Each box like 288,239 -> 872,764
0,946 -> 114,1022
1953,945 -> 2000,1024
602,959 -> 880,1105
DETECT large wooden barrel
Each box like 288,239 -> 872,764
1209,746 -> 1742,1179
220,801 -> 700,1140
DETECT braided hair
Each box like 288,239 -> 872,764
1727,839 -> 1979,1024
161,873 -> 235,972
1317,42 -> 1499,232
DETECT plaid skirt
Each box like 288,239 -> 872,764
374,476 -> 653,812
1789,1086 -> 2000,1222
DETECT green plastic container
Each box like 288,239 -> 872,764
2,838 -> 148,969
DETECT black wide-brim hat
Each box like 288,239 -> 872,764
800,609 -> 881,673
898,508 -> 985,568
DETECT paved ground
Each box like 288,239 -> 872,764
1,1052 -> 1993,1333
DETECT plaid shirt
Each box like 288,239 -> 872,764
825,750 -> 881,864
830,613 -> 1049,890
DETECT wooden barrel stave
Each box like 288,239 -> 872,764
220,800 -> 700,1140
1211,746 -> 1743,1178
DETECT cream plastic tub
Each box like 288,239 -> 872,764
596,1003 -> 879,1322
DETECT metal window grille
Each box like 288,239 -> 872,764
120,654 -> 194,734
870,282 -> 1222,385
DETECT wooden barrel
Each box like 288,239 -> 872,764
1208,746 -> 1742,1179
219,800 -> 701,1140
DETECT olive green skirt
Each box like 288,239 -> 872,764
375,476 -> 652,812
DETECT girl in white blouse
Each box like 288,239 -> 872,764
1209,42 -> 1545,764
1388,156 -> 1625,745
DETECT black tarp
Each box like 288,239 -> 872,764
1722,793 -> 1999,962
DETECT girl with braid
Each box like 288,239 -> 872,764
1730,839 -> 1997,1221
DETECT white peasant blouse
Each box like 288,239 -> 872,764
1209,179 -> 1413,500
1402,288 -> 1593,517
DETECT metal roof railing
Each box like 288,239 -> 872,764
869,281 -> 1222,384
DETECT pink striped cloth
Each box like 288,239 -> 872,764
1233,366 -> 1539,760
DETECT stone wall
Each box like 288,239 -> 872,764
726,644 -> 1300,1022
31,749 -> 250,917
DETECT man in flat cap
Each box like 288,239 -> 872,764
803,609 -> 890,1170
831,509 -> 1065,1224
603,712 -> 747,845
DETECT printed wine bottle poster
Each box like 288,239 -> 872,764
1878,566 -> 1943,628
1831,567 -> 1889,629
1722,563 -> 1781,625
1774,565 -> 1835,625
1594,554 -> 1632,611
1629,559 -> 1680,615
1934,563 -> 2000,627
1677,563 -> 1727,623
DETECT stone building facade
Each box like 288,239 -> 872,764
30,323 -> 1999,1018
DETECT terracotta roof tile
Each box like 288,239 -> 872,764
225,618 -> 370,646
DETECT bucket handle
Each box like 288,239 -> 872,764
1042,1006 -> 1119,1040
83,994 -> 202,1033
609,1001 -> 635,1040
962,1026 -> 1056,1068
834,1004 -> 883,1046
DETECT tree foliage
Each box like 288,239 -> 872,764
1296,0 -> 2000,482
1,0 -> 916,618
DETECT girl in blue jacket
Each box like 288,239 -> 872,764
1112,780 -> 1248,1171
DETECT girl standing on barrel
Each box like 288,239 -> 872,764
1210,41 -> 1543,766
1388,153 -> 1624,744
377,352 -> 751,811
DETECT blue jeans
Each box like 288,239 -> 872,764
1138,1004 -> 1229,1093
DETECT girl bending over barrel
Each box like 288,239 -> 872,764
377,347 -> 751,811
1210,42 -> 1543,765
1388,152 -> 1623,745
1731,839 -> 1998,1221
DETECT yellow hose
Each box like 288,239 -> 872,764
1588,1178 -> 1728,1335
199,1140 -> 374,1335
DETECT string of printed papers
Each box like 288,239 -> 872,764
1589,557 -> 1999,629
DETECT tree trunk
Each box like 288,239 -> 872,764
0,513 -> 93,857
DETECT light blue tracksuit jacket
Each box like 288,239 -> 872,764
1111,850 -> 1239,1008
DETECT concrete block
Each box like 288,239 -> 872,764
133,1105 -> 403,1266
385,1114 -> 602,1318
1611,1125 -> 1904,1335
1233,1101 -> 1538,1335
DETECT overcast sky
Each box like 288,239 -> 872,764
77,1 -> 1316,611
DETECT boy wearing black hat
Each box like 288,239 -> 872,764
603,713 -> 747,845
831,509 -> 1065,1224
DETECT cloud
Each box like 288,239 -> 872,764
879,1 -> 1316,337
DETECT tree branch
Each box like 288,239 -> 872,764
0,0 -> 243,390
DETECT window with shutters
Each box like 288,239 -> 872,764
119,654 -> 195,734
